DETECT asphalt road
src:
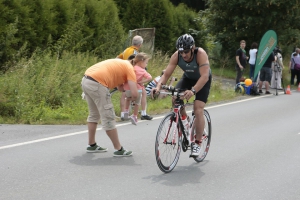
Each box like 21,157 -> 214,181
1,90 -> 300,200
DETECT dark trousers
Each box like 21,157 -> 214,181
235,66 -> 243,84
290,69 -> 297,85
249,64 -> 258,82
295,70 -> 300,86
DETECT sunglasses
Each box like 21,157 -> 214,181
179,49 -> 190,54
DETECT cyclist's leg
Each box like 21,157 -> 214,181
194,75 -> 211,141
175,75 -> 192,117
190,76 -> 211,156
193,101 -> 205,141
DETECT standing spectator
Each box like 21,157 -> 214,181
291,52 -> 300,86
258,52 -> 275,94
117,35 -> 153,121
289,48 -> 300,85
123,53 -> 152,125
249,42 -> 258,82
271,47 -> 284,89
235,40 -> 248,84
117,35 -> 143,120
81,59 -> 138,156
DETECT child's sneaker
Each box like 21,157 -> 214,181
130,115 -> 138,125
86,144 -> 108,153
121,112 -> 129,121
113,147 -> 133,157
123,112 -> 129,120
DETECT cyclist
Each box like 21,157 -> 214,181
152,34 -> 212,157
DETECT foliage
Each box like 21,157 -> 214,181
171,3 -> 208,51
0,49 -> 240,124
0,0 -> 126,71
120,0 -> 206,53
0,50 -> 98,124
201,0 -> 300,59
169,0 -> 207,11
122,0 -> 175,53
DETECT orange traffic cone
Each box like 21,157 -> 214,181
286,85 -> 291,94
298,83 -> 300,92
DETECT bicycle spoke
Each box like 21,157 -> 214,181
155,113 -> 181,173
193,109 -> 212,163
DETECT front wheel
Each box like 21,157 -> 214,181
155,113 -> 181,173
193,109 -> 212,162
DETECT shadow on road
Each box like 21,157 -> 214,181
143,160 -> 210,186
69,153 -> 141,167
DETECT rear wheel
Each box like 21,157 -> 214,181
193,109 -> 212,162
155,113 -> 181,173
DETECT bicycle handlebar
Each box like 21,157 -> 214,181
161,85 -> 186,94
160,85 -> 194,106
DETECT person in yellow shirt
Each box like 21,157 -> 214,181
81,59 -> 138,156
117,35 -> 153,121
117,35 -> 142,60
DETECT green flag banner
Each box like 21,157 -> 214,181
254,30 -> 277,79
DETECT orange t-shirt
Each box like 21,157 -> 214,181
85,59 -> 136,89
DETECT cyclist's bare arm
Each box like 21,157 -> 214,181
152,52 -> 179,97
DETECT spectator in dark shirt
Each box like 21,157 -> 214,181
235,40 -> 248,84
258,52 -> 275,94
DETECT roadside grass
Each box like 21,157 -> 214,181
2,50 -> 291,125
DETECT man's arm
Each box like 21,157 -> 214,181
117,84 -> 124,91
193,48 -> 210,93
156,52 -> 178,90
127,80 -> 138,101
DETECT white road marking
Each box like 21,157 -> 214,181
0,92 -> 284,150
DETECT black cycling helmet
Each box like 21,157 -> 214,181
176,34 -> 195,51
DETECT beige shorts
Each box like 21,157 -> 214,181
81,77 -> 116,130
125,90 -> 142,105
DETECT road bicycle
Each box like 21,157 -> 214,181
154,85 -> 212,173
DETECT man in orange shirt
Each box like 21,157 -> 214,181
81,59 -> 138,156
117,35 -> 153,121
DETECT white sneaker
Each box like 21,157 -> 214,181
124,112 -> 129,121
190,143 -> 201,157
130,115 -> 138,125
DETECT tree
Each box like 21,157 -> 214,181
122,0 -> 174,52
169,0 -> 207,12
171,3 -> 208,51
202,0 -> 300,57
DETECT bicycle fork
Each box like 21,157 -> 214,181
163,112 -> 179,147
